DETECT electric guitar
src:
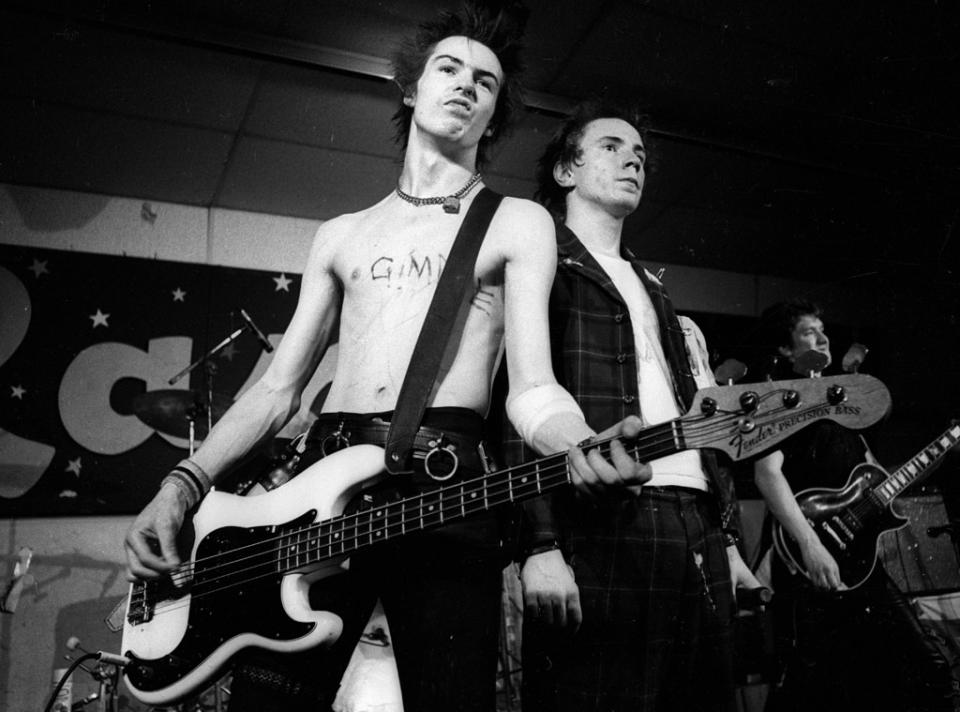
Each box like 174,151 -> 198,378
772,422 -> 960,589
122,374 -> 890,705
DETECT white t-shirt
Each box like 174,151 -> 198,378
591,251 -> 709,491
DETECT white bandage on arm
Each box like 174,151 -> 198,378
507,383 -> 586,452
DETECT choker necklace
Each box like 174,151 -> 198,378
395,172 -> 482,214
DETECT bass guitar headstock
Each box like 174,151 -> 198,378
684,374 -> 892,461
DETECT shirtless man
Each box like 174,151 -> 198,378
124,5 -> 644,711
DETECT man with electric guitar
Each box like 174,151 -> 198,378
753,299 -> 958,712
121,3 -> 654,711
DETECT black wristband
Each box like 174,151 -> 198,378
524,539 -> 562,560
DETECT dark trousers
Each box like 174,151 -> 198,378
523,487 -> 736,712
228,408 -> 506,712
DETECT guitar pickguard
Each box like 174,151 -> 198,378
125,515 -> 321,694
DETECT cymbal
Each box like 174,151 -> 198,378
133,389 -> 233,438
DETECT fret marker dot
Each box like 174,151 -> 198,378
521,476 -> 528,484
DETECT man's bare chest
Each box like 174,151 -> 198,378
335,223 -> 503,303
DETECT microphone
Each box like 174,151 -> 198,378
239,308 -> 274,353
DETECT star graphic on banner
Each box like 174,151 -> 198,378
10,385 -> 26,399
220,342 -> 238,361
273,273 -> 293,292
29,258 -> 49,278
89,309 -> 110,328
65,457 -> 82,476
172,287 -> 187,302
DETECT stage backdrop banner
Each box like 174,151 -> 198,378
0,244 -> 307,516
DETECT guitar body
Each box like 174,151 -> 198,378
772,463 -> 908,589
122,444 -> 387,705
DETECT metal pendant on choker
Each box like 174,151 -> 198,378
395,171 -> 482,214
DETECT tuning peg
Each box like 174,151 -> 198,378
842,343 -> 869,373
827,384 -> 846,405
793,350 -> 829,376
739,391 -> 759,413
715,358 -> 748,385
700,397 -> 718,416
783,390 -> 800,409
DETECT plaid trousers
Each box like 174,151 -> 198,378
522,487 -> 736,712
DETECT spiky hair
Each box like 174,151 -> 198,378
391,1 -> 529,167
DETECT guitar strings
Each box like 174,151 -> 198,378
132,407 -> 778,612
130,410 -> 758,613
159,416 -> 714,587
131,417 -> 700,611
828,430 -> 958,532
133,434 -> 632,602
132,400 -> 807,614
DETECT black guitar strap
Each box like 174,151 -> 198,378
384,187 -> 503,474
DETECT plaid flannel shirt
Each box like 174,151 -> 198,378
506,222 -> 740,557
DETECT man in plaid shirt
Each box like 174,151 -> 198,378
514,100 -> 760,712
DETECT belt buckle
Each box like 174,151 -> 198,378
320,421 -> 351,456
423,435 -> 459,482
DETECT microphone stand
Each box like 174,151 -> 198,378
167,325 -> 248,455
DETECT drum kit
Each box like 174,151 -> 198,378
130,309 -> 301,494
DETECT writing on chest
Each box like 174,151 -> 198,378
363,251 -> 449,290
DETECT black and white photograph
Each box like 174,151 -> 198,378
1,2 -> 958,711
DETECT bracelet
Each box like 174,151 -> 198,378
723,529 -> 741,548
161,473 -> 199,508
523,539 -> 562,560
161,459 -> 212,508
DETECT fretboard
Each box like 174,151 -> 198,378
873,424 -> 960,505
275,419 -> 684,574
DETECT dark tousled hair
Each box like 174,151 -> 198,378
759,299 -> 824,351
391,1 -> 529,167
535,98 -> 650,218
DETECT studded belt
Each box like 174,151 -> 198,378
305,410 -> 486,483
